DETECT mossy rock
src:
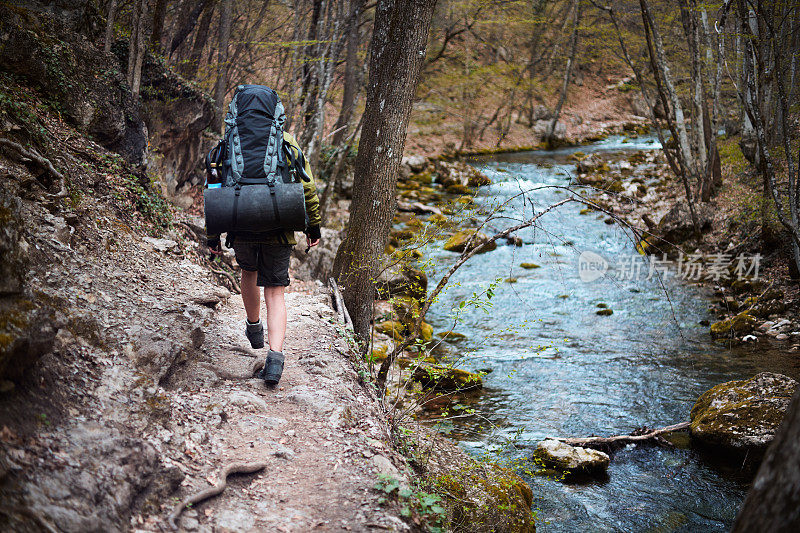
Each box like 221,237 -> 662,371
579,208 -> 593,215
427,213 -> 449,226
731,279 -> 764,294
438,331 -> 467,342
520,262 -> 540,269
709,311 -> 757,339
390,295 -> 422,327
374,321 -> 404,340
370,344 -> 390,361
412,364 -> 482,392
596,308 -> 613,316
420,321 -> 434,342
505,277 -> 518,283
412,171 -> 433,184
467,172 -> 492,187
444,230 -> 497,254
690,372 -> 798,456
446,183 -> 472,195
422,434 -> 536,533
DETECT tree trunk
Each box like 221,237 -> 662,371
131,0 -> 150,97
180,0 -> 216,79
732,387 -> 800,532
331,0 -> 365,147
544,0 -> 580,148
640,0 -> 700,233
214,0 -> 233,131
150,0 -> 168,51
169,0 -> 212,56
332,0 -> 437,345
104,0 -> 118,53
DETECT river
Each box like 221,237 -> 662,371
421,136 -> 800,532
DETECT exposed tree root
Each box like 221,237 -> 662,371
167,461 -> 269,530
556,421 -> 691,449
0,137 -> 68,199
211,268 -> 241,294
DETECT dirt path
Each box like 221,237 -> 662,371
137,283 -> 412,532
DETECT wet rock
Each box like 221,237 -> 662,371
596,308 -> 613,316
444,230 -> 497,254
690,372 -> 798,456
412,364 -> 482,392
533,439 -> 610,474
656,202 -> 713,244
710,311 -> 757,339
520,262 -> 540,269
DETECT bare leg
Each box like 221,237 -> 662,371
263,286 -> 286,352
241,270 -> 261,323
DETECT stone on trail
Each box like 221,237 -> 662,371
690,372 -> 798,456
227,391 -> 268,412
533,439 -> 610,474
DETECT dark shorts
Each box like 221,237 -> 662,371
233,242 -> 293,287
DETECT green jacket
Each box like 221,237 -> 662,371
208,132 -> 322,246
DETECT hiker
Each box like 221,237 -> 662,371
204,85 -> 321,386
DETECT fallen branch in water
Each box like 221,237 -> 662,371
167,461 -> 269,529
211,268 -> 240,294
556,421 -> 691,448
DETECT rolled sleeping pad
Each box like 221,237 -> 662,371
203,183 -> 307,235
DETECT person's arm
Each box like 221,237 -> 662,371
285,133 -> 321,246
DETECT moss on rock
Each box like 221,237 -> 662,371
690,372 -> 798,456
709,311 -> 757,339
412,364 -> 482,392
444,230 -> 497,254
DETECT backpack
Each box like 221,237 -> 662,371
203,85 -> 308,236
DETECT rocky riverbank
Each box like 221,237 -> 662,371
569,133 -> 800,349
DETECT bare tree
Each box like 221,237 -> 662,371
104,0 -> 119,53
544,0 -> 580,148
331,0 -> 366,147
332,0 -> 437,344
214,0 -> 233,130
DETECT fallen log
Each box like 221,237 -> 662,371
556,421 -> 690,448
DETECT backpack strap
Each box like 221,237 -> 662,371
263,98 -> 286,185
226,89 -> 244,184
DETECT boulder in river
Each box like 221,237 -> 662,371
533,439 -> 610,475
412,364 -> 482,392
690,372 -> 798,456
709,311 -> 757,339
444,230 -> 497,254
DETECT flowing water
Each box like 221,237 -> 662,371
421,136 -> 800,532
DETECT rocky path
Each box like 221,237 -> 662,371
149,286 -> 412,532
0,188 -> 412,532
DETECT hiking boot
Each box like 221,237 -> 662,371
245,319 -> 264,349
258,350 -> 285,385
